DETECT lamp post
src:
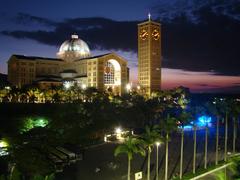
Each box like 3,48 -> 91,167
137,85 -> 141,93
115,127 -> 122,140
126,83 -> 132,93
63,81 -> 71,90
81,84 -> 87,90
156,142 -> 160,180
81,84 -> 86,101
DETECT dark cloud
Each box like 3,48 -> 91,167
161,7 -> 240,76
210,85 -> 240,94
152,0 -> 240,22
197,84 -> 210,87
2,17 -> 138,51
13,13 -> 57,27
2,30 -> 60,46
1,10 -> 240,76
196,83 -> 220,88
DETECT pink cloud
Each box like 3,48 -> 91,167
161,68 -> 240,92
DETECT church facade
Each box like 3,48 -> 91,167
8,16 -> 162,96
8,35 -> 129,95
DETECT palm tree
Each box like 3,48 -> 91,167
229,156 -> 240,179
178,111 -> 192,179
26,88 -> 37,103
230,100 -> 240,154
204,119 -> 208,169
211,98 -> 234,163
199,104 -> 211,170
193,124 -> 197,174
210,100 -> 220,166
160,114 -> 178,180
7,87 -> 21,102
114,136 -> 145,180
141,125 -> 162,180
215,115 -> 220,165
219,98 -> 232,162
191,105 -> 205,174
224,111 -> 229,162
214,156 -> 240,180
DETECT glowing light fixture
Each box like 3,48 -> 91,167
35,118 -> 48,127
180,115 -> 212,131
0,140 -> 8,148
115,127 -> 122,134
21,117 -> 49,133
64,81 -> 72,89
126,83 -> 132,92
81,84 -> 87,90
104,135 -> 107,142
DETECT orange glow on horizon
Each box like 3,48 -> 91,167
129,67 -> 240,92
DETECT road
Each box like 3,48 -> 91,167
56,126 -> 239,180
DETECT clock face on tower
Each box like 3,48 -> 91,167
152,29 -> 160,40
140,29 -> 148,40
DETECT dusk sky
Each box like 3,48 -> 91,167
0,0 -> 240,93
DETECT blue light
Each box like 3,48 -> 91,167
197,116 -> 212,127
180,115 -> 212,131
181,125 -> 193,130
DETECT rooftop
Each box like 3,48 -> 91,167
74,53 -> 111,62
12,54 -> 64,62
60,69 -> 77,74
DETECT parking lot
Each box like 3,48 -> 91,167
55,126 -> 239,180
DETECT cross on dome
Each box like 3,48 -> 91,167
71,34 -> 79,39
148,13 -> 151,21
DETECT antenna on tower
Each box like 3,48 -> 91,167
148,12 -> 151,21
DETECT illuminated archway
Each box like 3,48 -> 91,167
104,59 -> 121,93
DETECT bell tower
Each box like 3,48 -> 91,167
138,14 -> 161,95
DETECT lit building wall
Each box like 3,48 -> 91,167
7,35 -> 128,94
87,58 -> 98,88
138,19 -> 161,95
8,53 -> 128,95
35,60 -> 62,77
96,53 -> 128,95
8,56 -> 36,87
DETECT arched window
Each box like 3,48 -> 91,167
104,61 -> 114,84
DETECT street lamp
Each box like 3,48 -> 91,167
104,135 -> 107,142
126,83 -> 131,93
115,127 -> 122,140
156,142 -> 160,180
63,81 -> 71,89
81,84 -> 87,90
81,84 -> 87,102
0,140 -> 8,148
115,127 -> 122,134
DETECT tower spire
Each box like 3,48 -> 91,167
148,12 -> 151,21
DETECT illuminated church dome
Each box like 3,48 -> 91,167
57,34 -> 91,61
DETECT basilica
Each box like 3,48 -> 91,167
8,17 -> 162,95
8,35 -> 129,95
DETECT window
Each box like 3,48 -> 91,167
104,62 -> 114,84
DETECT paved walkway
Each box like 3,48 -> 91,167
56,127 -> 240,180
